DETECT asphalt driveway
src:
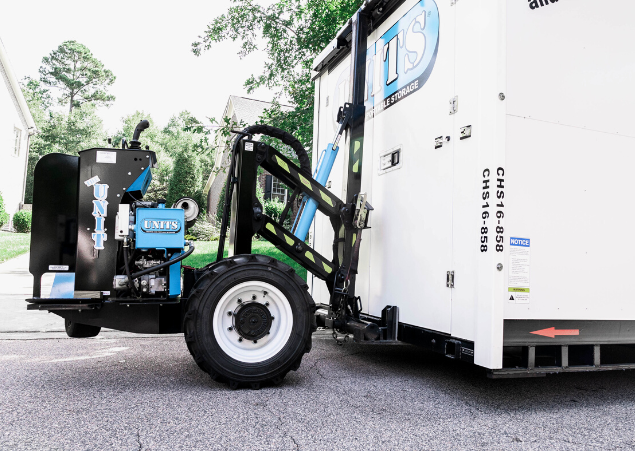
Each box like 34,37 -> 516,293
1,331 -> 635,450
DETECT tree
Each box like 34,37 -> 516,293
193,0 -> 363,158
21,77 -> 107,203
166,151 -> 203,208
21,77 -> 52,126
32,103 -> 106,155
39,41 -> 116,113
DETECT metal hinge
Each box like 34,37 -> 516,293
449,96 -> 458,115
446,271 -> 455,288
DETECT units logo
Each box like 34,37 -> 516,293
332,0 -> 440,124
91,182 -> 109,250
141,219 -> 181,234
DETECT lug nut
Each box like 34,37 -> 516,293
263,291 -> 268,296
237,298 -> 242,304
252,295 -> 257,300
271,316 -> 275,321
253,340 -> 258,344
228,327 -> 233,331
238,337 -> 243,342
265,302 -> 270,307
227,311 -> 232,316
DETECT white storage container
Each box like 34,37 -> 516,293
308,0 -> 635,375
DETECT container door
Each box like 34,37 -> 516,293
367,0 -> 455,334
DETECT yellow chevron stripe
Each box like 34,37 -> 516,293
285,234 -> 294,246
275,155 -> 290,173
305,251 -> 315,263
266,223 -> 276,234
299,174 -> 312,191
320,190 -> 334,207
322,262 -> 333,274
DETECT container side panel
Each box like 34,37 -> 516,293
505,0 -> 635,321
504,117 -> 635,320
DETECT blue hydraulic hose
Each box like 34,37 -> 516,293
294,142 -> 340,241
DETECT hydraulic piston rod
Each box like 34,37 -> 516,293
293,105 -> 352,241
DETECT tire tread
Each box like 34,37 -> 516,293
184,255 -> 315,389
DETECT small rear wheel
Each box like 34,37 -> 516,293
65,319 -> 101,338
184,254 -> 316,389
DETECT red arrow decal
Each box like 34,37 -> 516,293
531,327 -> 580,338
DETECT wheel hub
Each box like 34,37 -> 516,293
233,302 -> 272,340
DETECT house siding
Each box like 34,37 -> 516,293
0,68 -> 30,221
0,38 -> 35,229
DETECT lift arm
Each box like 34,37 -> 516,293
229,138 -> 343,283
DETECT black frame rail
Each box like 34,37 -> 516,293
230,139 -> 341,283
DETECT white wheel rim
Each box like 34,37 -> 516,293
213,281 -> 293,363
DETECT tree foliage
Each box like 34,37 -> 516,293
32,103 -> 106,155
22,41 -> 212,209
166,151 -> 204,208
39,40 -> 116,112
21,70 -> 108,203
193,0 -> 363,157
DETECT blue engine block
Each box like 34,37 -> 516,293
135,207 -> 185,297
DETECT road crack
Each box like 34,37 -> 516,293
305,350 -> 364,381
262,393 -> 300,450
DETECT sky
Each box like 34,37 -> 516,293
0,0 -> 277,134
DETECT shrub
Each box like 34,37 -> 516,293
189,218 -> 219,241
13,210 -> 32,233
264,198 -> 285,222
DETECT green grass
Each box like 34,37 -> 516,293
0,232 -> 31,263
182,240 -> 307,281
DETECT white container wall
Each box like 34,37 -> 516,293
308,0 -> 635,370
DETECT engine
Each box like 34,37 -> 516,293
113,199 -> 193,299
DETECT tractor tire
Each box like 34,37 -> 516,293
64,319 -> 101,338
184,254 -> 316,389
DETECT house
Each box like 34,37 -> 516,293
0,37 -> 37,228
204,96 -> 295,220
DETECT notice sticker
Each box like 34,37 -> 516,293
96,151 -> 117,164
508,237 -> 530,304
244,142 -> 254,152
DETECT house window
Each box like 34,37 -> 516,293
271,177 -> 287,203
13,128 -> 22,157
